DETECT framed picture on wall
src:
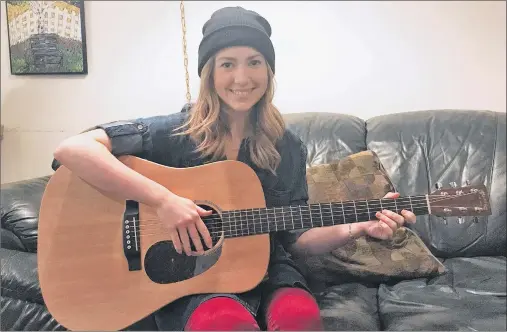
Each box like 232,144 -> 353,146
5,1 -> 88,75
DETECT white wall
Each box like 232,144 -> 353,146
1,1 -> 505,183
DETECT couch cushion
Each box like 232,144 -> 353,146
366,110 -> 506,258
299,150 -> 446,284
1,176 -> 50,252
316,282 -> 380,331
378,256 -> 506,331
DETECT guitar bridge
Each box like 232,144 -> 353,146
123,200 -> 141,271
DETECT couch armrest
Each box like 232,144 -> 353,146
0,248 -> 43,304
1,176 -> 50,252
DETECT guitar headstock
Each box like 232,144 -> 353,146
429,183 -> 491,217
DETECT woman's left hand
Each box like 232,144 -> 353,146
363,192 -> 417,240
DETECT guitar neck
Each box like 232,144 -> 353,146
220,195 -> 429,238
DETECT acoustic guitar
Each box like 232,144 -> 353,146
37,156 -> 492,331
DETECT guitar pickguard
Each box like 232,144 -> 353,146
144,240 -> 223,284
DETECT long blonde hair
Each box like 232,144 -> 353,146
174,56 -> 286,174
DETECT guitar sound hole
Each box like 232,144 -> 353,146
190,205 -> 222,252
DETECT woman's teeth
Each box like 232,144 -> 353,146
231,90 -> 252,96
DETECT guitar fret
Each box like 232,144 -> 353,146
252,210 -> 256,234
329,203 -> 334,225
290,206 -> 295,229
341,202 -> 346,224
299,206 -> 303,229
318,204 -> 323,226
274,208 -> 277,232
282,207 -> 286,231
259,209 -> 263,234
240,210 -> 244,236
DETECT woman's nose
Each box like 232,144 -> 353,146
233,67 -> 249,85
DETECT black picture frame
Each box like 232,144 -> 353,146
5,0 -> 88,75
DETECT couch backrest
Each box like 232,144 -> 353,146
2,110 -> 504,259
284,112 -> 367,165
365,110 -> 505,258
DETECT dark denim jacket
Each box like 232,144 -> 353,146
91,109 -> 309,243
53,108 -> 311,328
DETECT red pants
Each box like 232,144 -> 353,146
185,287 -> 323,331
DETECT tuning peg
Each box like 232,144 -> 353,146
449,182 -> 457,188
473,217 -> 479,223
442,217 -> 447,225
436,182 -> 442,189
466,180 -> 471,186
457,217 -> 465,224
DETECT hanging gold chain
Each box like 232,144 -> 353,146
180,1 -> 191,103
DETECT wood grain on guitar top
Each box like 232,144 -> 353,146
37,156 -> 271,331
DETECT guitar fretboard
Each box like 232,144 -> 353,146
219,196 -> 429,238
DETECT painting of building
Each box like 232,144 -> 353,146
6,1 -> 87,75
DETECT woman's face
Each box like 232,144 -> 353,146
213,46 -> 269,113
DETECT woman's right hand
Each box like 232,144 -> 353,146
155,193 -> 213,256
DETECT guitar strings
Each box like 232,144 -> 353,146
127,193 -> 477,238
128,193 -> 464,230
125,203 -> 431,239
129,206 -> 434,240
131,206 -> 432,239
131,201 -> 430,230
124,199 -> 429,230
69,194 -> 476,240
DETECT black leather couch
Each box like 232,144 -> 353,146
2,110 -> 505,331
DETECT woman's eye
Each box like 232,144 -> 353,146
221,62 -> 232,68
250,59 -> 261,66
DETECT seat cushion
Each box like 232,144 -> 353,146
316,282 -> 380,331
378,256 -> 506,331
0,297 -> 65,331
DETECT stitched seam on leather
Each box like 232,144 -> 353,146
486,112 -> 499,245
1,285 -> 43,303
416,135 -> 433,251
375,287 -> 384,330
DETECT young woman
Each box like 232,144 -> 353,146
53,6 -> 416,331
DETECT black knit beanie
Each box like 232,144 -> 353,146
198,7 -> 275,77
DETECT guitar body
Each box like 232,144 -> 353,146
37,156 -> 270,331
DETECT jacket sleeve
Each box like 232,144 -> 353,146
51,112 -> 188,171
51,118 -> 153,171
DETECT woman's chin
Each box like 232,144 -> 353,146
224,100 -> 257,113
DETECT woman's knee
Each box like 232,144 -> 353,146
185,297 -> 260,331
265,287 -> 323,331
